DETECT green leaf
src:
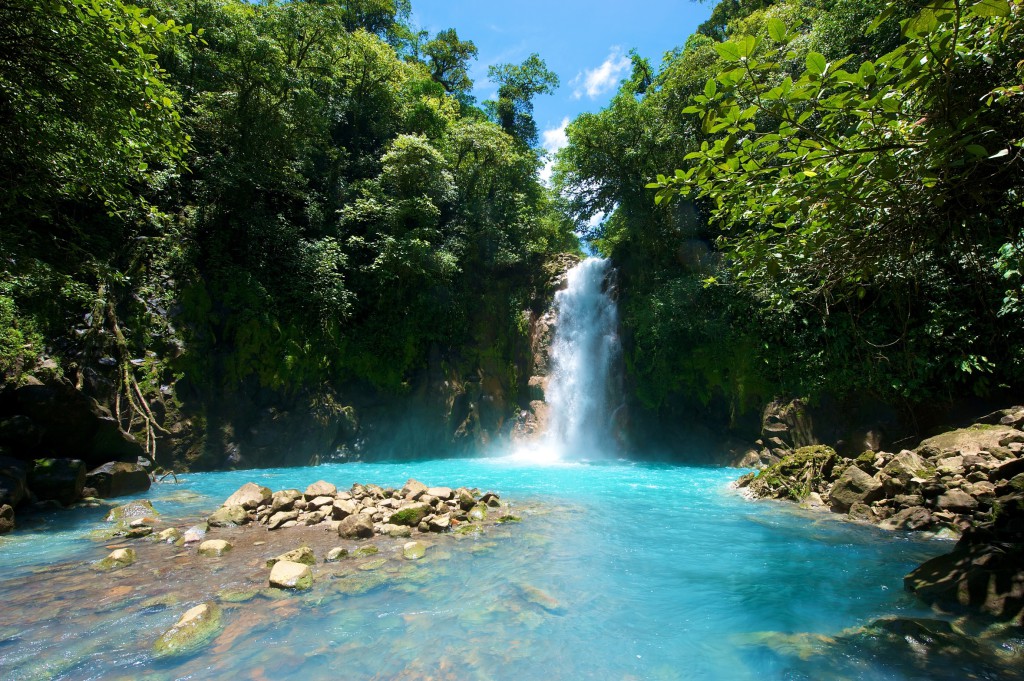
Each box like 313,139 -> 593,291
806,52 -> 827,76
714,42 -> 742,62
969,0 -> 1011,17
965,144 -> 987,157
767,18 -> 788,43
704,78 -> 717,98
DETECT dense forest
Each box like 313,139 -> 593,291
0,0 -> 578,468
1,0 -> 1022,470
555,0 -> 1023,444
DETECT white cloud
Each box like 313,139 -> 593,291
571,48 -> 630,100
539,118 -> 571,185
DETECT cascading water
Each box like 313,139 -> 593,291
543,257 -> 622,459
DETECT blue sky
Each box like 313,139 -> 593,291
411,0 -> 712,172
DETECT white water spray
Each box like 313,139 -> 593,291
542,257 -> 622,459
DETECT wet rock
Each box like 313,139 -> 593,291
829,465 -> 883,512
0,504 -> 13,534
516,583 -> 564,614
182,523 -> 209,544
154,527 -> 182,543
29,458 -> 86,505
468,504 -> 487,521
337,513 -> 374,539
456,488 -> 476,510
267,510 -> 299,530
935,489 -> 979,513
208,504 -> 248,528
352,545 -> 379,557
96,547 -> 136,571
325,547 -> 348,562
427,514 -> 451,532
222,482 -> 271,510
357,557 -> 387,571
152,603 -> 223,658
497,514 -> 522,523
389,502 -> 431,527
198,539 -> 232,557
481,491 -> 501,507
84,461 -> 150,498
106,499 -> 159,531
126,525 -> 154,538
269,560 -> 312,590
403,541 -> 426,560
266,546 -> 315,568
304,480 -> 336,499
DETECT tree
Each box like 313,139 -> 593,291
486,54 -> 559,147
423,28 -> 478,100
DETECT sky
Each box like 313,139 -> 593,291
411,0 -> 713,178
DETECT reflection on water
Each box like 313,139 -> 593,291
0,459 -> 1011,680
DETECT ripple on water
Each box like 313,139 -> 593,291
0,459 -> 1002,680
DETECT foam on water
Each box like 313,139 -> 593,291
0,458 -> 959,680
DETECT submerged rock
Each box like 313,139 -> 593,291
152,603 -> 223,658
266,546 -> 315,568
181,523 -> 208,544
403,541 -> 426,560
905,542 -> 1024,623
95,547 -> 136,571
269,560 -> 313,590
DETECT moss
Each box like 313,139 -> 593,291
497,514 -> 522,523
352,545 -> 379,557
389,505 -> 429,526
749,445 -> 838,502
856,451 -> 876,467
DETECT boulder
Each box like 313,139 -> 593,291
222,482 -> 272,510
747,446 -> 838,502
198,539 -> 232,557
308,495 -> 334,508
325,547 -> 348,562
882,451 -> 929,483
337,513 -> 374,539
935,489 -> 978,513
456,488 -> 476,510
879,507 -> 933,531
381,523 -> 412,538
304,480 -> 336,499
28,458 -> 86,505
106,499 -> 159,525
266,546 -> 315,568
267,510 -> 298,530
829,466 -> 883,512
96,547 -> 136,571
401,479 -> 428,500
905,543 -> 1024,623
84,461 -> 150,498
428,514 -> 451,532
0,455 -> 28,507
0,504 -> 14,534
270,489 -> 301,513
403,541 -> 426,560
269,560 -> 312,590
332,498 -> 358,519
389,502 -> 431,527
155,527 -> 182,543
468,504 -> 487,521
152,603 -> 223,658
208,505 -> 248,527
426,487 -> 453,500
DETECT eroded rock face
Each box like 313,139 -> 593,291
29,458 -> 86,505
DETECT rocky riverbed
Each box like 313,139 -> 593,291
736,406 -> 1024,624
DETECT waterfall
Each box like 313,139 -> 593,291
543,257 -> 622,459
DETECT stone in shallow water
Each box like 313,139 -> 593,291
182,523 -> 208,544
95,547 -> 136,571
198,539 -> 232,557
403,541 -> 426,560
154,527 -> 182,543
325,547 -> 349,562
358,558 -> 388,571
352,545 -> 379,557
208,504 -> 248,527
106,499 -> 159,524
266,546 -> 315,568
497,514 -> 522,524
468,505 -> 487,521
152,602 -> 223,658
269,560 -> 313,590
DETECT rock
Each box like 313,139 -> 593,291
0,455 -> 28,507
935,488 -> 979,513
880,507 -> 933,531
155,527 -> 182,543
152,603 -> 223,658
222,482 -> 272,510
456,488 -> 476,510
917,425 -> 1021,458
746,446 -> 838,502
403,541 -> 426,560
182,523 -> 208,543
332,498 -> 358,519
352,545 -> 379,557
266,546 -> 314,568
127,525 -> 154,538
497,514 -> 522,523
428,514 -> 451,532
401,479 -> 427,500
208,505 -> 248,527
389,502 -> 431,526
0,504 -> 13,534
516,583 -> 564,614
379,523 -> 412,538
882,451 -> 929,483
426,487 -> 453,500
829,466 -> 883,512
96,547 -> 136,571
905,543 -> 1024,622
468,504 -> 487,521
106,499 -> 159,526
308,495 -> 334,508
734,472 -> 756,489
270,489 -> 301,512
198,539 -> 232,557
28,458 -> 86,505
269,560 -> 312,590
325,547 -> 348,562
267,510 -> 299,530
337,513 -> 374,539
84,461 -> 151,498
304,480 -> 336,499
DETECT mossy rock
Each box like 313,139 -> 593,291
497,514 -> 522,523
95,548 -> 136,571
468,504 -> 488,521
332,570 -> 390,596
352,545 -> 379,558
357,558 -> 388,571
455,523 -> 483,536
217,589 -> 259,604
389,503 -> 430,527
152,603 -> 223,658
748,445 -> 838,502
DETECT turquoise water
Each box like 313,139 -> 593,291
0,458 -> 964,680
